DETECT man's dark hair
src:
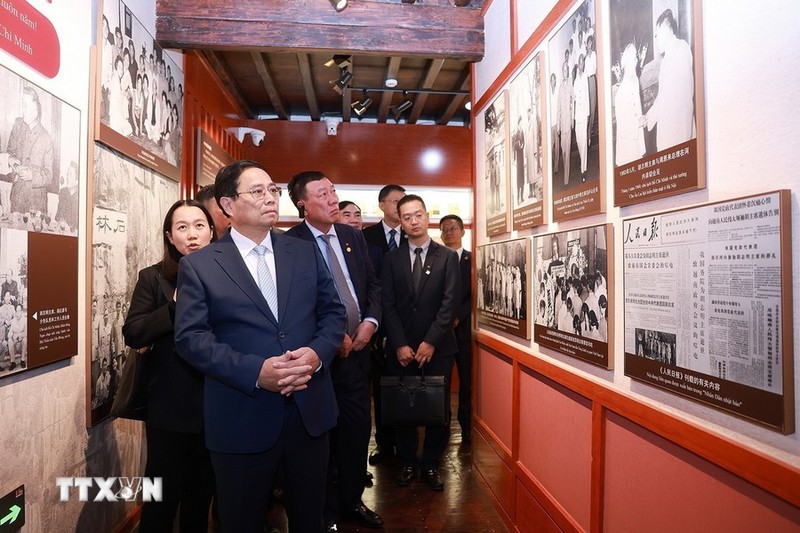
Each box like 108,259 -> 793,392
288,170 -> 327,218
656,8 -> 677,35
195,184 -> 216,205
214,160 -> 267,217
439,214 -> 464,230
339,200 -> 359,211
378,184 -> 405,202
397,194 -> 426,216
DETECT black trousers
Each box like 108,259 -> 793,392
370,339 -> 396,452
454,336 -> 472,436
210,401 -> 329,533
325,347 -> 371,521
139,425 -> 214,533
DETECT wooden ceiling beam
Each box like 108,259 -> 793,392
377,57 -> 402,123
201,50 -> 255,118
156,0 -> 484,62
437,72 -> 471,125
407,58 -> 444,124
250,52 -> 289,120
297,53 -> 321,121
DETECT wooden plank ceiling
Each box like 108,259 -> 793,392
156,0 -> 484,126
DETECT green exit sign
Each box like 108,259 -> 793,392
0,486 -> 24,532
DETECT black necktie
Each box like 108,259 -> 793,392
412,247 -> 423,293
387,228 -> 397,251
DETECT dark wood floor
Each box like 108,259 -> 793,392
264,394 -> 509,533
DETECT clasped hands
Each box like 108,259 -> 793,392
257,347 -> 320,396
396,341 -> 434,367
337,320 -> 376,358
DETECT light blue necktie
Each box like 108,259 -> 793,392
252,245 -> 279,320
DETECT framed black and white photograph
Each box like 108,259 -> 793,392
96,0 -> 185,181
623,191 -> 793,433
533,223 -> 613,368
0,65 -> 80,380
547,0 -> 605,221
509,52 -> 546,229
476,237 -> 530,339
88,144 -> 178,426
609,0 -> 705,206
483,90 -> 510,236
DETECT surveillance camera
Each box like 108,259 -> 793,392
250,131 -> 266,146
323,116 -> 341,136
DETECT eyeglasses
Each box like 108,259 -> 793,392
234,185 -> 282,201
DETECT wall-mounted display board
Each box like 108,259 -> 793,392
95,0 -> 185,181
508,52 -> 546,229
0,64 -> 80,379
88,144 -> 178,426
609,0 -> 705,206
195,128 -> 233,188
483,90 -> 510,236
476,237 -> 530,339
533,224 -> 613,368
546,0 -> 605,222
623,190 -> 793,433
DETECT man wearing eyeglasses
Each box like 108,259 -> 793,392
381,194 -> 459,492
175,160 -> 346,533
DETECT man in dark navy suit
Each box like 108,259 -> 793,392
361,184 -> 407,464
439,214 -> 472,443
285,171 -> 383,531
175,160 -> 345,532
382,195 -> 460,491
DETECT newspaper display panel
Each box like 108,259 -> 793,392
623,190 -> 793,432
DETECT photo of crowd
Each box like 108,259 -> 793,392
0,230 -> 28,376
634,328 -> 677,366
547,0 -> 600,196
99,0 -> 184,169
609,0 -> 696,166
534,226 -> 609,343
476,238 -> 529,338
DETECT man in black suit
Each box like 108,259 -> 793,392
382,194 -> 460,491
361,184 -> 407,464
175,160 -> 345,532
285,171 -> 383,531
439,214 -> 472,443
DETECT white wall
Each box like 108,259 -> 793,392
473,0 -> 800,464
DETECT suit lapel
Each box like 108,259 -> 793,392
213,235 -> 277,326
273,232 -> 294,324
415,242 -> 440,301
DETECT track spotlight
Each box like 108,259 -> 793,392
390,92 -> 413,121
331,69 -> 353,95
329,0 -> 348,11
351,91 -> 373,116
324,55 -> 352,69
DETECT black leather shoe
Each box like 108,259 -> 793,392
423,468 -> 444,491
365,470 -> 374,487
397,466 -> 415,486
344,502 -> 383,528
369,447 -> 395,465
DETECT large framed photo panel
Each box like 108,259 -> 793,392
0,65 -> 80,379
88,144 -> 179,426
609,0 -> 705,206
623,191 -> 793,433
533,224 -> 613,368
547,0 -> 605,222
96,0 -> 185,181
476,237 -> 530,339
508,52 -> 546,229
483,90 -> 510,236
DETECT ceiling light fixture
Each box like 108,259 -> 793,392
331,69 -> 353,95
351,91 -> 373,116
390,91 -> 414,121
385,77 -> 398,88
324,55 -> 352,69
329,0 -> 348,11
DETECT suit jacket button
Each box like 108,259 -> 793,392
413,307 -> 417,311
279,332 -> 286,339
